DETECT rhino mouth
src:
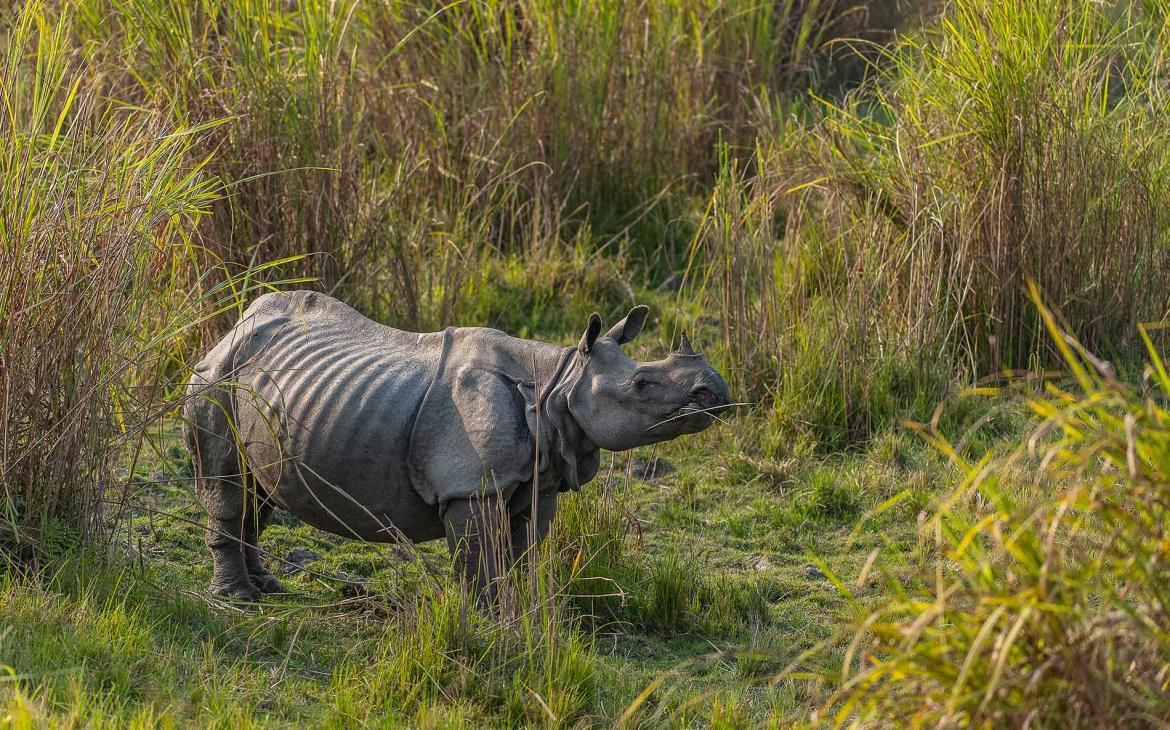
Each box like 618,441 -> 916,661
647,392 -> 730,434
678,404 -> 723,431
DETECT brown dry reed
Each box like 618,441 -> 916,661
0,5 -> 303,553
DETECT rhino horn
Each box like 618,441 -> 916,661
677,331 -> 696,356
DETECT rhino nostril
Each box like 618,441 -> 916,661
690,386 -> 716,404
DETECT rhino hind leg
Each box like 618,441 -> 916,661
186,391 -> 269,601
243,502 -> 284,594
199,475 -> 261,600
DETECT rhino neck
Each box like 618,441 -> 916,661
537,350 -> 600,491
490,334 -> 600,491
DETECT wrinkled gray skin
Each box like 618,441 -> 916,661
184,291 -> 731,601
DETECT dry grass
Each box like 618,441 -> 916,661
0,9 -> 217,550
0,4 -> 307,552
73,0 -> 903,327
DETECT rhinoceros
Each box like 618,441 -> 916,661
184,290 -> 731,600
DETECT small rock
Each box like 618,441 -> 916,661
801,564 -> 826,582
629,455 -> 675,481
754,557 -> 773,572
281,547 -> 321,577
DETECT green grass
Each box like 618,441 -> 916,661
825,289 -> 1170,725
0,411 -> 974,726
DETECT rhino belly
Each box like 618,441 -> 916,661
237,329 -> 444,543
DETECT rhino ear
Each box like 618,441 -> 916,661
604,305 -> 649,345
578,312 -> 603,354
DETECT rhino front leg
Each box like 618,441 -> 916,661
509,489 -> 558,568
442,495 -> 512,606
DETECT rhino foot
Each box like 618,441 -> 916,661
250,571 -> 285,594
209,579 -> 261,602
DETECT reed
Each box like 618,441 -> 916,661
0,2 -> 305,553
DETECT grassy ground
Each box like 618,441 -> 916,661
1,401 -> 1001,726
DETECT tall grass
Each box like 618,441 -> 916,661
68,0 -> 897,329
0,2 -> 306,552
76,0 -> 397,309
688,0 -> 1170,448
0,8 -> 223,550
823,288 -> 1170,725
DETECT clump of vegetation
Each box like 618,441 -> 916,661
327,579 -> 598,728
0,9 -> 280,552
65,0 -> 900,329
687,0 -> 1170,449
824,290 -> 1170,725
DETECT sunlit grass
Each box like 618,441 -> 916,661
809,285 -> 1170,725
686,0 -> 1170,449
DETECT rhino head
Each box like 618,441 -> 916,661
563,305 -> 733,451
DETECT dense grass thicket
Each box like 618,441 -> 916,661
5,0 -> 1170,725
827,291 -> 1170,725
693,0 -> 1170,447
0,8 -> 289,553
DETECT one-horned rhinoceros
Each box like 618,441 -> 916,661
184,290 -> 732,601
